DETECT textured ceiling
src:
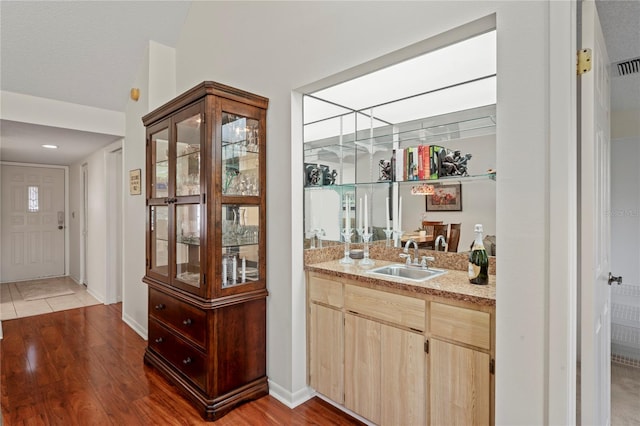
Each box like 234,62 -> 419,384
596,0 -> 640,112
0,0 -> 192,165
1,1 -> 192,111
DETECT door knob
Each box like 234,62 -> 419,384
608,272 -> 622,285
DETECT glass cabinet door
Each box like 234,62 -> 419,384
150,205 -> 169,277
175,113 -> 202,197
222,113 -> 260,196
151,128 -> 169,199
221,205 -> 260,287
175,204 -> 201,288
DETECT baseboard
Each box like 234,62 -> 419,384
85,288 -> 105,304
122,312 -> 148,340
267,380 -> 314,409
69,275 -> 82,285
314,393 -> 376,426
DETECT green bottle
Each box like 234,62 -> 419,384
468,224 -> 489,285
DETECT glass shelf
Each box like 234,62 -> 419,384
177,237 -> 200,246
303,105 -> 496,149
303,173 -> 494,190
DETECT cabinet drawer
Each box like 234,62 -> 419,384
344,285 -> 425,331
309,274 -> 343,308
149,289 -> 207,348
148,319 -> 207,390
430,302 -> 490,350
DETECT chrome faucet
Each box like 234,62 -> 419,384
434,235 -> 447,251
402,238 -> 420,266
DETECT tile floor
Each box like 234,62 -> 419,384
0,276 -> 100,320
612,362 -> 640,425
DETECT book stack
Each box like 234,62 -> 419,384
392,145 -> 444,181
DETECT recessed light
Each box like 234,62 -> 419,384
42,144 -> 58,149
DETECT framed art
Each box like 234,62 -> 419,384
425,183 -> 462,211
129,169 -> 142,195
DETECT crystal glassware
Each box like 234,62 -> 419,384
359,232 -> 375,266
339,229 -> 354,264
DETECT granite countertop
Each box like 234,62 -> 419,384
306,259 -> 496,306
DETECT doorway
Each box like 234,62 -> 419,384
0,164 -> 66,282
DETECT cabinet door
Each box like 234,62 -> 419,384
146,102 -> 205,295
430,338 -> 490,426
309,303 -> 343,403
147,120 -> 170,282
171,103 -> 205,294
381,325 -> 426,426
217,99 -> 266,296
344,314 -> 381,424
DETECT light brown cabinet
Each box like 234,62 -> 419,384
142,81 -> 269,420
430,338 -> 490,425
306,270 -> 495,426
345,313 -> 382,423
309,303 -> 344,403
381,324 -> 426,425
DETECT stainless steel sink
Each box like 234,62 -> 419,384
367,264 -> 447,282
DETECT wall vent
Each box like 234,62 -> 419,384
614,57 -> 640,77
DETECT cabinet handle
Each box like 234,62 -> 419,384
182,318 -> 193,326
155,337 -> 164,343
182,357 -> 192,365
155,304 -> 166,310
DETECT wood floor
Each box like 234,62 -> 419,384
0,303 -> 362,425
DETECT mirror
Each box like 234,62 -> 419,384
303,30 -> 497,253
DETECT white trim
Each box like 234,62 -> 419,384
547,1 -> 578,424
123,311 -> 148,340
267,380 -> 314,409
85,286 -> 104,305
314,393 -> 376,426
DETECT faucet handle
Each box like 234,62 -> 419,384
421,256 -> 435,268
399,253 -> 412,265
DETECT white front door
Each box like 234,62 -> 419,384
0,165 -> 65,282
580,1 -> 612,424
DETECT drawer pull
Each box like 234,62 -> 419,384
155,337 -> 164,343
154,304 -> 166,310
182,357 -> 192,365
182,318 -> 193,326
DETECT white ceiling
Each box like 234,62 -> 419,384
0,0 -> 192,165
0,1 -> 637,166
596,0 -> 640,112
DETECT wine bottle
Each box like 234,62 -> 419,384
468,224 -> 489,285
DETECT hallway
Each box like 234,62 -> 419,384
0,277 -> 99,320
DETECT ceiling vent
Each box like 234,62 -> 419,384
613,57 -> 640,77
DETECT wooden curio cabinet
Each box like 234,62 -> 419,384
142,81 -> 268,420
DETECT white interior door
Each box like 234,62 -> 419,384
580,1 -> 612,424
1,165 -> 65,282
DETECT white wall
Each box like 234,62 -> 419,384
117,2 -> 576,423
121,41 -> 177,339
69,140 -> 122,302
68,163 -> 82,282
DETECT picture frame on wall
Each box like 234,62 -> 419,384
129,169 -> 142,195
425,183 -> 462,211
